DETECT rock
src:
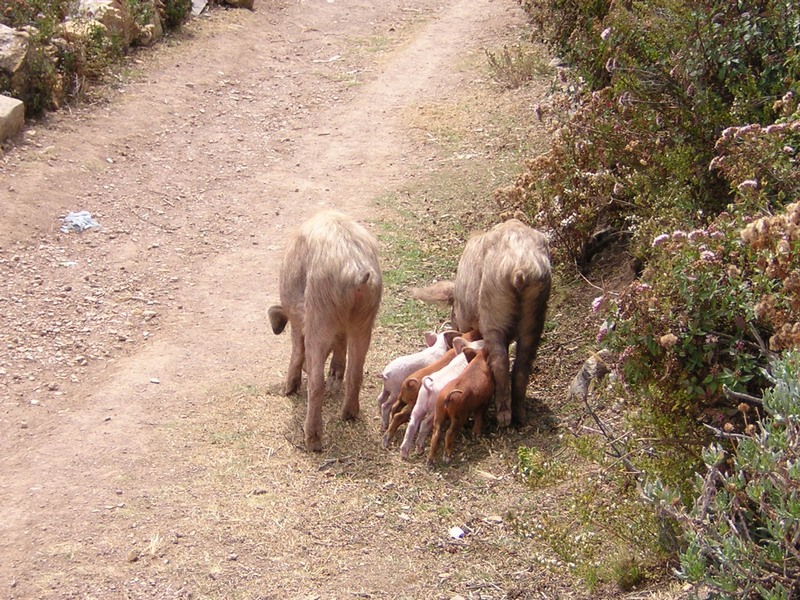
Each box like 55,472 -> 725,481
76,0 -> 136,48
566,349 -> 614,403
133,0 -> 163,47
0,25 -> 31,96
0,95 -> 25,142
0,25 -> 28,71
191,0 -> 209,17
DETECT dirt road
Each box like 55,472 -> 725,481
0,0 -> 619,598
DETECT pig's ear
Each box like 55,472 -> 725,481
268,305 -> 288,334
411,281 -> 455,305
423,331 -> 438,347
462,347 -> 478,362
442,330 -> 461,348
452,337 -> 467,354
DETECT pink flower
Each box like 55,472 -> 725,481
737,179 -> 758,192
700,250 -> 716,262
592,295 -> 604,313
652,233 -> 669,247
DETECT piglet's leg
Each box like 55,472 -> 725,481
427,407 -> 446,466
399,413 -> 420,459
383,401 -> 412,448
379,392 -> 395,431
443,416 -> 464,464
415,411 -> 435,455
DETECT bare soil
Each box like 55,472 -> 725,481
0,0 -> 676,598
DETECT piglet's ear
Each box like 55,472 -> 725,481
423,331 -> 438,347
462,347 -> 478,362
452,337 -> 467,354
268,305 -> 288,335
442,330 -> 461,348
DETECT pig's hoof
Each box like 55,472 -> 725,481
381,434 -> 391,449
496,409 -> 512,428
341,407 -> 358,421
443,453 -> 452,465
305,431 -> 322,452
399,446 -> 410,460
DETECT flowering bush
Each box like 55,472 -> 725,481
711,100 -> 800,215
507,0 -> 800,267
601,215 -> 770,418
646,352 -> 800,598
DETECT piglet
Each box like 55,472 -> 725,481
399,337 -> 485,459
382,329 -> 481,449
376,330 -> 460,430
427,346 -> 494,466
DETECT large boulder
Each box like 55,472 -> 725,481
0,24 -> 31,95
76,0 -> 136,48
0,94 -> 25,141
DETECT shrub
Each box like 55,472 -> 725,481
161,0 -> 192,30
508,0 -> 800,267
602,194 -> 797,393
646,352 -> 800,598
1,0 -> 71,29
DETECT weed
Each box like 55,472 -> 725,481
485,43 -> 551,89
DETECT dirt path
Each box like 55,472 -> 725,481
0,1 -> 632,598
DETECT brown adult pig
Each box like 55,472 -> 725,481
413,219 -> 550,428
268,210 -> 383,451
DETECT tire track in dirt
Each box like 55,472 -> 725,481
1,0 -> 542,596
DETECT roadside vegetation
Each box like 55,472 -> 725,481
499,0 -> 800,596
1,0 -> 192,113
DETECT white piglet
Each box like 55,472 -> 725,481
399,337 -> 485,459
376,330 -> 460,429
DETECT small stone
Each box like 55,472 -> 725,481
127,550 -> 139,563
484,515 -> 504,524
